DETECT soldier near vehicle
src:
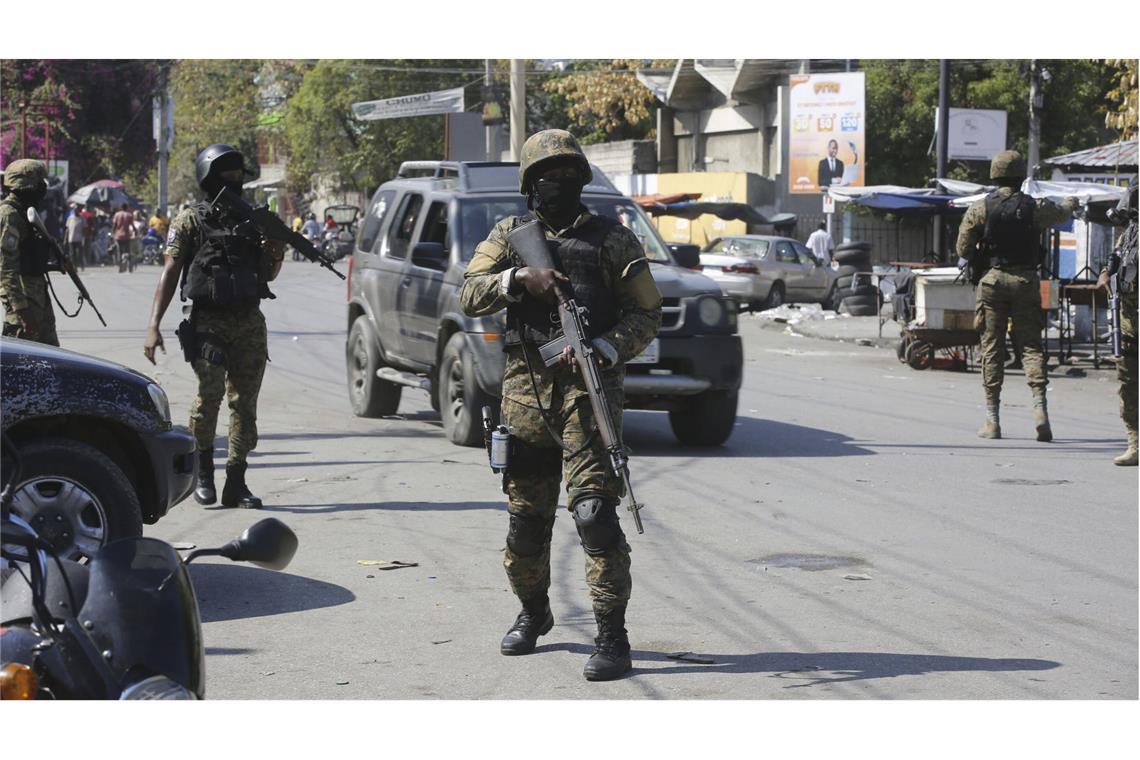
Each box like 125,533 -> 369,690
1097,178 -> 1138,466
1,159 -> 62,346
956,150 -> 1079,441
143,144 -> 285,510
459,129 -> 662,681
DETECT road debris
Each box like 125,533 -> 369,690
844,573 -> 873,581
357,560 -> 419,570
667,651 -> 716,664
432,639 -> 453,645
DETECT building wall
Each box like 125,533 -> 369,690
582,140 -> 657,177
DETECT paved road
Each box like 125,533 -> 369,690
53,261 -> 1137,700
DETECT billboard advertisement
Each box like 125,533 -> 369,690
788,72 -> 865,194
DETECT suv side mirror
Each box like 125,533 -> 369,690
668,244 -> 701,270
222,518 -> 298,571
411,242 -> 448,271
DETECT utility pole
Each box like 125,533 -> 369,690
1028,59 -> 1041,179
934,59 -> 949,259
19,101 -> 28,157
485,60 -> 495,161
154,62 -> 171,213
509,60 -> 525,161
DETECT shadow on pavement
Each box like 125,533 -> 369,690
189,564 -> 355,623
263,501 -> 505,515
623,412 -> 876,458
539,644 -> 1060,687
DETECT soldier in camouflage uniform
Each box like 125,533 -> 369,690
143,145 -> 284,508
1097,179 -> 1138,466
1,159 -> 61,346
460,129 -> 662,681
957,150 -> 1078,441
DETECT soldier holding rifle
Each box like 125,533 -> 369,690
1097,178 -> 1138,466
460,129 -> 661,681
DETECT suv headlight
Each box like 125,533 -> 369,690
696,296 -> 726,327
146,383 -> 171,425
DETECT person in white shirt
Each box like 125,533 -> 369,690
806,222 -> 834,267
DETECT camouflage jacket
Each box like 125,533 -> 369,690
460,209 -> 662,406
0,197 -> 47,311
956,187 -> 1077,266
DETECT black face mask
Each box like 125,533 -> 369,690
533,177 -> 583,226
14,187 -> 46,210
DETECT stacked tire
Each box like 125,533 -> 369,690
832,241 -> 878,317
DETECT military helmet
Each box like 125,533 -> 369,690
518,129 -> 592,194
195,144 -> 246,191
990,150 -> 1026,181
3,159 -> 49,192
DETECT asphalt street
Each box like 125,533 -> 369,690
51,260 -> 1138,700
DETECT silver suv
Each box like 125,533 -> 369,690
345,161 -> 743,447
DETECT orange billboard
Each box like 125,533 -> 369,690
788,72 -> 865,194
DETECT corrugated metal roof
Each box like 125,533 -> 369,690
1043,141 -> 1137,168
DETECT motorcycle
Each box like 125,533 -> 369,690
140,227 -> 165,265
0,435 -> 298,700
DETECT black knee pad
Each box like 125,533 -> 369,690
507,512 -> 551,557
571,494 -> 624,556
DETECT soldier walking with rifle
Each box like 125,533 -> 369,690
2,159 -> 105,345
143,144 -> 305,510
1098,178 -> 1138,466
460,129 -> 661,681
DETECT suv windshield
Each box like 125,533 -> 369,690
455,197 -> 674,264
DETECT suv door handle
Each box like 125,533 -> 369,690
401,277 -> 412,288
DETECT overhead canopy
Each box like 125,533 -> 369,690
950,179 -> 1129,208
1043,141 -> 1137,170
827,185 -> 964,216
638,199 -> 797,227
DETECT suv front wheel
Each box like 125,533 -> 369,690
668,390 -> 739,447
439,333 -> 492,447
347,317 -> 402,417
9,438 -> 143,561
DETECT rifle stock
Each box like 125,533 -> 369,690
215,187 -> 345,280
507,220 -> 646,534
26,208 -> 107,326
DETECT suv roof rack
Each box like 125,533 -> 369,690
395,160 -> 621,195
396,161 -> 514,184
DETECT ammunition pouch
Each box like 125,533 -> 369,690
506,437 -> 562,480
175,316 -> 226,366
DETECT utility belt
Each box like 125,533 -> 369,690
174,306 -> 227,366
481,404 -> 563,493
988,261 -> 1039,272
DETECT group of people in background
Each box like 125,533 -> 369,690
61,202 -> 168,270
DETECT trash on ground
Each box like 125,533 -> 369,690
844,574 -> 873,581
855,338 -> 873,347
432,639 -> 453,645
336,680 -> 349,686
170,541 -> 195,550
357,560 -> 419,570
756,303 -> 828,325
667,651 -> 716,664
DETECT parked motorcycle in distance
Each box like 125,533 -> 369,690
0,434 -> 298,700
140,226 -> 165,265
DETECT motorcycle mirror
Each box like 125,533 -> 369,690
220,518 -> 298,571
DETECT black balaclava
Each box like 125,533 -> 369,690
205,152 -> 246,197
530,162 -> 584,229
13,186 -> 47,211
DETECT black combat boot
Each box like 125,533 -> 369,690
193,448 -> 216,505
500,595 -> 554,655
220,461 -> 262,509
583,605 -> 632,681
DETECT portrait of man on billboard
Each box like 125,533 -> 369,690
818,139 -> 845,188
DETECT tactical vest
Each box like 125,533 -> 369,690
983,191 -> 1040,268
180,203 -> 266,307
504,213 -> 620,347
1120,221 -> 1138,294
1,199 -> 51,277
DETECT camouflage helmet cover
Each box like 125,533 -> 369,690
3,159 -> 49,192
195,143 -> 246,190
990,150 -> 1026,181
518,129 -> 592,193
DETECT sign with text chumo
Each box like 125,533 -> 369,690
351,87 -> 465,121
788,72 -> 865,195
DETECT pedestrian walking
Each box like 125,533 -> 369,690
65,202 -> 88,270
460,129 -> 662,681
143,144 -> 285,509
112,202 -> 133,267
956,150 -> 1079,441
806,222 -> 835,268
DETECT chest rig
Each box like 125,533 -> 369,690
180,202 -> 267,307
2,200 -> 52,276
504,214 -> 620,346
983,191 -> 1040,268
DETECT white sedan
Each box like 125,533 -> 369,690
699,235 -> 838,311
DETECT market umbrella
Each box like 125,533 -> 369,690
68,179 -> 142,209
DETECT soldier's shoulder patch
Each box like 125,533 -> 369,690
1,231 -> 18,253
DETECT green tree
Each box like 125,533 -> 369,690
1105,58 -> 1138,141
283,59 -> 480,197
168,59 -> 263,204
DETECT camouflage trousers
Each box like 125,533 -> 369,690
2,288 -> 59,347
1118,290 -> 1138,433
188,305 -> 267,463
500,345 -> 631,614
975,267 -> 1047,397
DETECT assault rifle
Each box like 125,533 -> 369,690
211,187 -> 345,280
506,220 -> 645,534
25,207 -> 107,326
1107,222 -> 1137,359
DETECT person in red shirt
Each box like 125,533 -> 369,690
112,204 -> 134,251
